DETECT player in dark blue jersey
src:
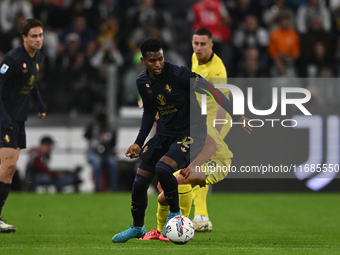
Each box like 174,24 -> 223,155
112,38 -> 251,243
0,19 -> 46,233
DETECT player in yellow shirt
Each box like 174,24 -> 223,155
191,28 -> 232,232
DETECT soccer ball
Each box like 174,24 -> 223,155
165,216 -> 195,244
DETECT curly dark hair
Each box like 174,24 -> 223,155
139,38 -> 163,57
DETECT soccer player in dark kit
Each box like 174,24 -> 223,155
112,38 -> 251,243
0,19 -> 46,232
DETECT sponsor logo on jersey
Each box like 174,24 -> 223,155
157,94 -> 166,105
0,64 -> 9,74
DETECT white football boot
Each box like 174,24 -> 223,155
0,219 -> 17,233
192,215 -> 212,232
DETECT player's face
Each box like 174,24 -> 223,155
141,50 -> 164,79
23,27 -> 44,51
192,35 -> 213,64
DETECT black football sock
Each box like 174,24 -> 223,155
131,174 -> 151,227
156,161 -> 180,213
0,182 -> 11,217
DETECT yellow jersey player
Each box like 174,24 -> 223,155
191,28 -> 232,232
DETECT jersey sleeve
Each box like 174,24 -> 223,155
134,83 -> 157,147
0,56 -> 16,129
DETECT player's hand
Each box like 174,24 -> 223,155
125,144 -> 141,159
236,116 -> 252,134
180,164 -> 191,179
38,112 -> 46,119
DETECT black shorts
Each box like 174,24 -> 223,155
139,128 -> 207,173
0,121 -> 26,149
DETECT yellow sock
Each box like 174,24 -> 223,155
179,184 -> 193,218
156,184 -> 192,231
193,185 -> 209,217
157,203 -> 169,232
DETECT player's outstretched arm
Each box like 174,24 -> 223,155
125,143 -> 141,159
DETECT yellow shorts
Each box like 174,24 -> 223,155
201,157 -> 232,185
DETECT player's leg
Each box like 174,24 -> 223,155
192,186 -> 212,232
156,156 -> 180,213
193,186 -> 208,218
112,167 -> 153,243
155,182 -> 192,242
157,131 -> 205,232
155,156 -> 183,237
156,180 -> 193,231
0,147 -> 20,233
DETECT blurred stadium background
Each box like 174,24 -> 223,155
1,0 -> 340,193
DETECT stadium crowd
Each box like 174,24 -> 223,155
0,0 -> 339,114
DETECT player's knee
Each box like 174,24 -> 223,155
132,174 -> 151,193
1,159 -> 17,174
155,161 -> 174,179
157,192 -> 168,205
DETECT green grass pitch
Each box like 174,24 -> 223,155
1,192 -> 340,255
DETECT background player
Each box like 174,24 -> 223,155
0,19 -> 46,232
112,38 -> 249,243
191,28 -> 232,232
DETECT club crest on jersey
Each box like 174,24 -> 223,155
146,83 -> 150,88
0,64 -> 9,74
147,89 -> 152,94
165,84 -> 172,94
157,94 -> 166,105
36,63 -> 39,71
4,135 -> 10,143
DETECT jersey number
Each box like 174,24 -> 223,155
177,136 -> 194,152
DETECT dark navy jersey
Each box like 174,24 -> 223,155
0,44 -> 45,129
134,62 -> 239,147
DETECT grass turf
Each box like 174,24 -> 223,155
0,192 -> 339,255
